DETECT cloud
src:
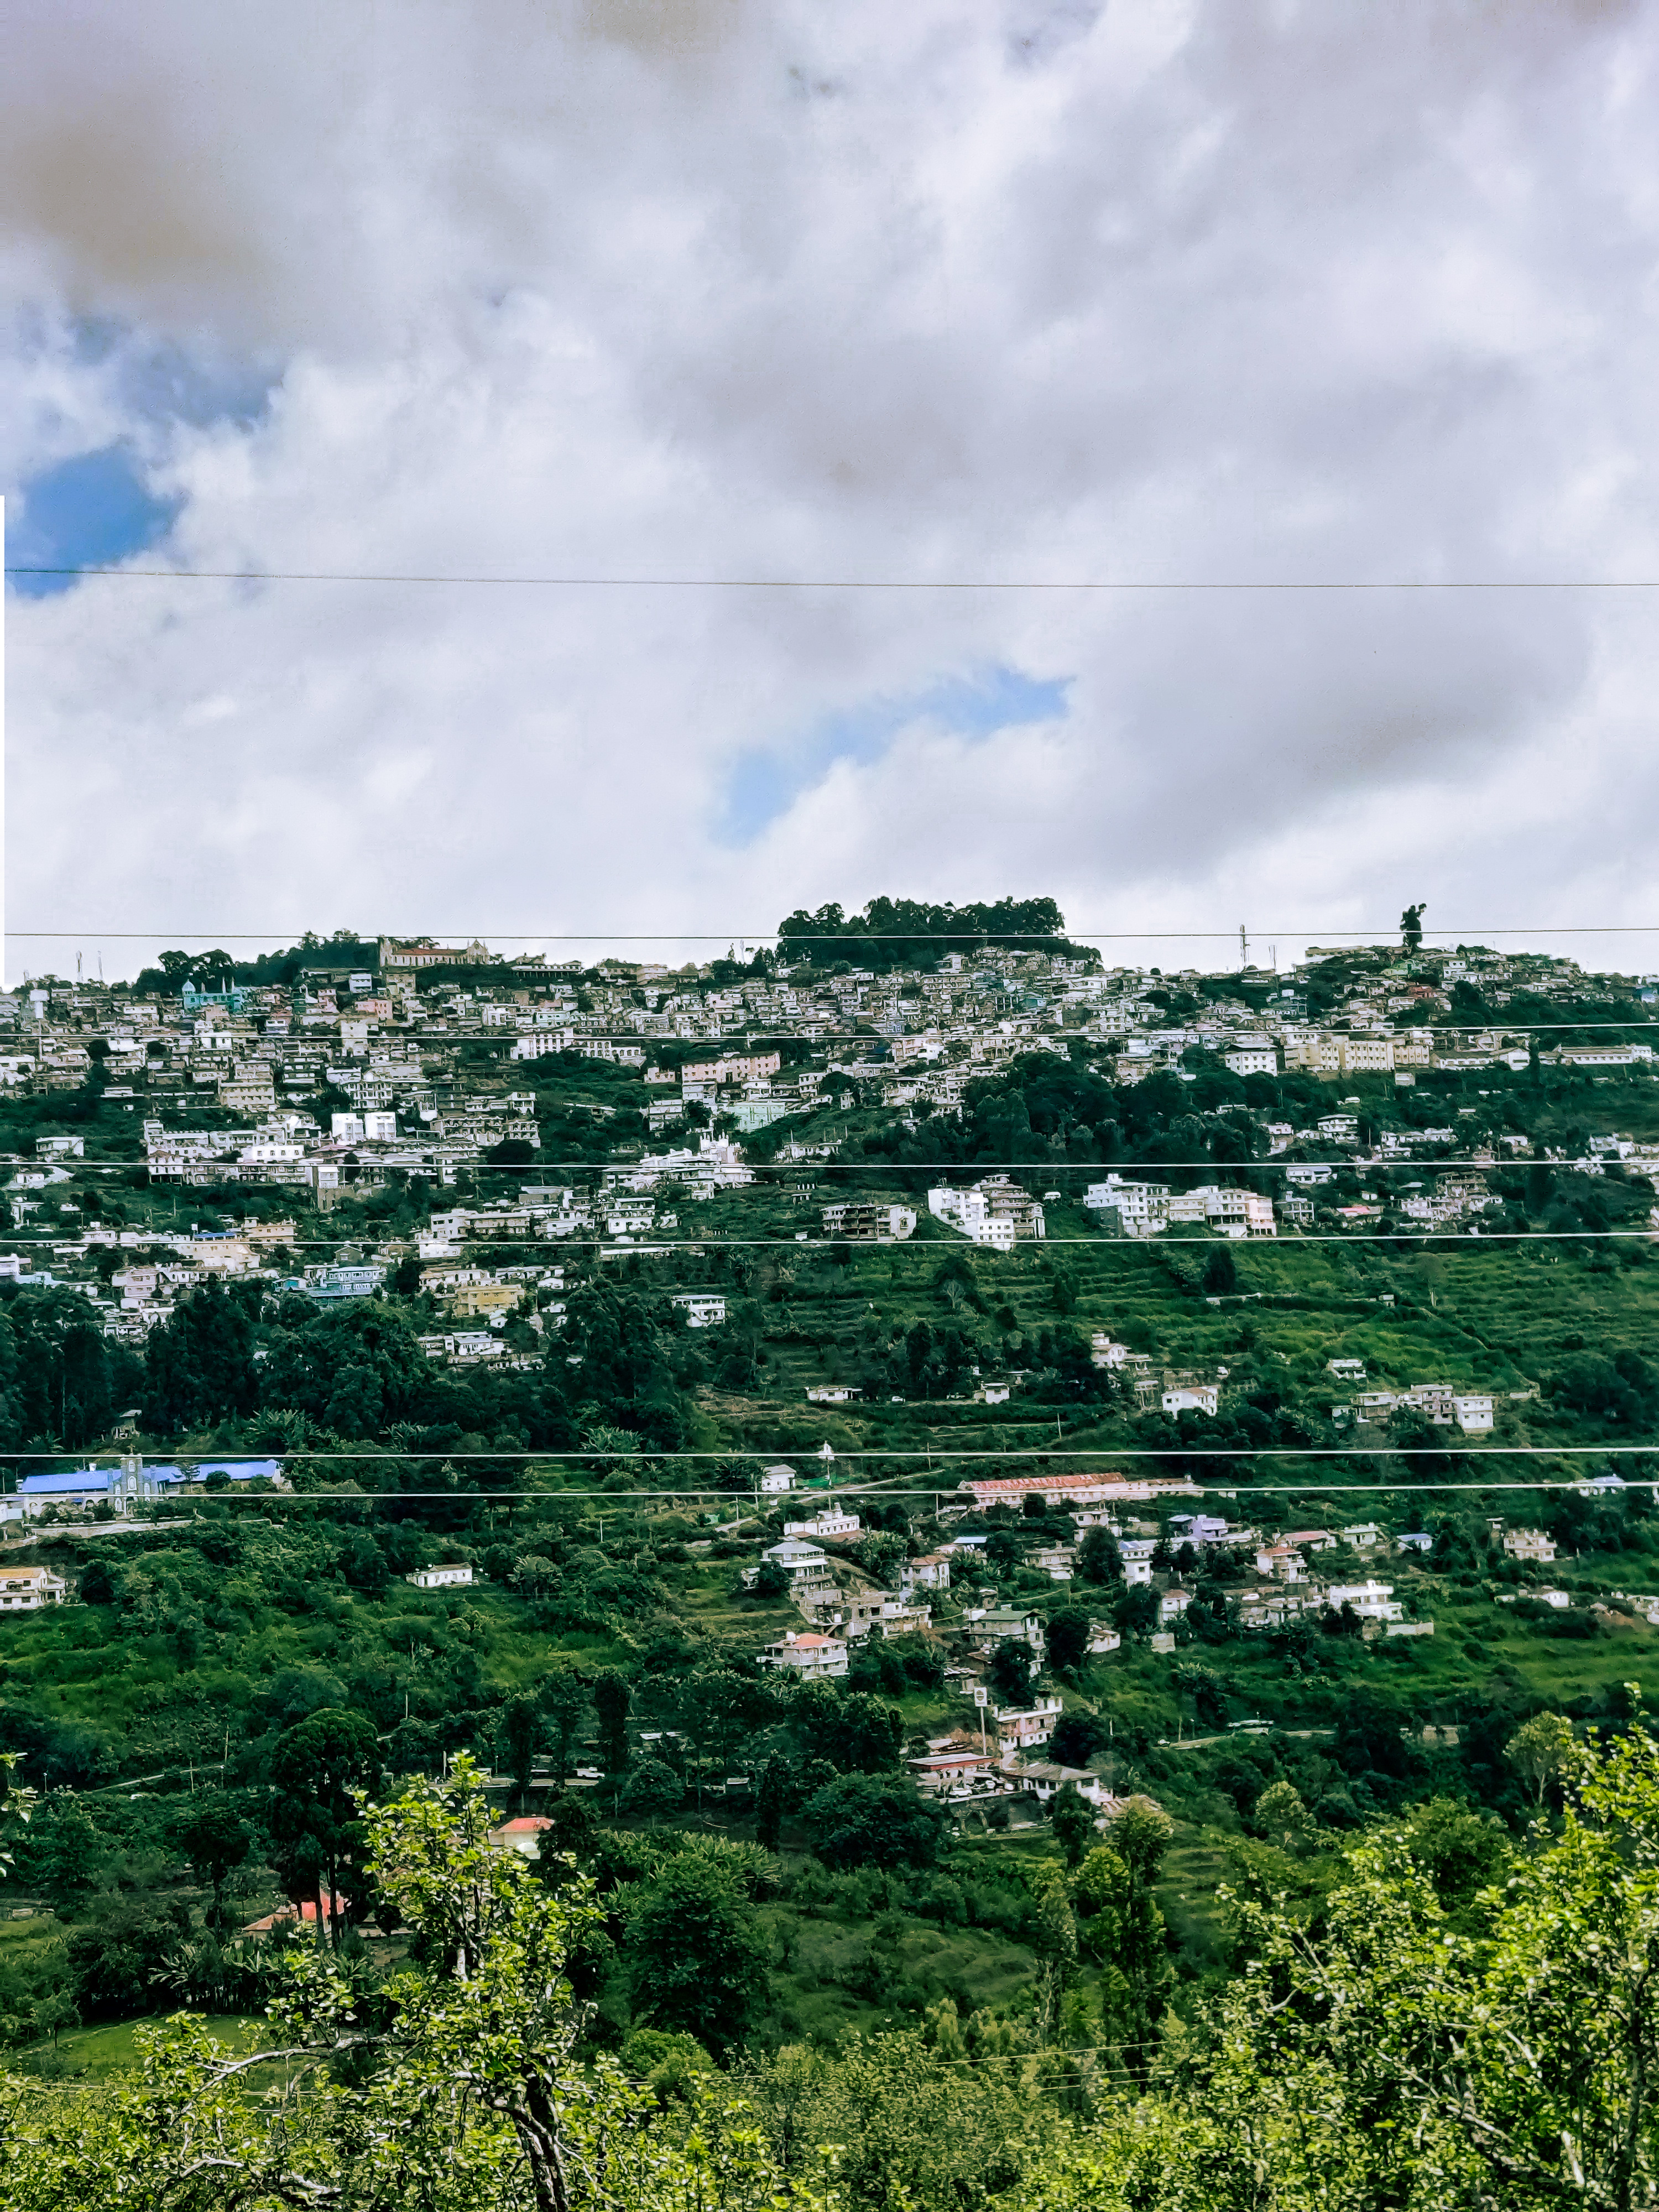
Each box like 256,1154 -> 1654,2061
3,0 -> 1659,974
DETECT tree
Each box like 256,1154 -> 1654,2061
20,1758 -> 780,2210
269,1708 -> 382,1945
1072,1838 -> 1171,2074
624,1855 -> 770,2054
755,1753 -> 792,1851
803,1773 -> 948,1871
1253,1780 -> 1314,1856
1506,1710 -> 1577,1808
538,1672 -> 591,1784
1045,1605 -> 1092,1676
987,1637 -> 1035,1706
39,1795 -> 101,1916
1110,1798 -> 1174,1888
1031,1859 -> 1079,1979
620,1759 -> 684,1826
1078,1526 -> 1122,1585
499,1694 -> 543,1813
1051,1783 -> 1095,1870
592,1670 -> 632,1775
1201,1244 -> 1238,1296
172,1794 -> 252,1927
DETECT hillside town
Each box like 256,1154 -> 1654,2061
1,929 -> 1655,1368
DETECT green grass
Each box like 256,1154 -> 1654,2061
13,2012 -> 266,2081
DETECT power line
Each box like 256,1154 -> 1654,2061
19,566 -> 1659,592
2,1229 -> 1651,1245
13,926 -> 1659,941
11,1444 -> 1655,1462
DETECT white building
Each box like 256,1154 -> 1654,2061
784,1509 -> 861,1540
1083,1176 -> 1170,1237
927,1175 -> 1046,1249
761,1630 -> 848,1681
671,1292 -> 727,1329
1325,1580 -> 1404,1624
1503,1527 -> 1557,1564
407,1564 -> 474,1590
0,1566 -> 67,1610
820,1202 -> 918,1243
1163,1385 -> 1219,1417
900,1553 -> 952,1593
759,1464 -> 797,1495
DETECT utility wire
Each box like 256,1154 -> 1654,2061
11,1444 -> 1657,1462
13,926 -> 1659,941
19,566 -> 1659,591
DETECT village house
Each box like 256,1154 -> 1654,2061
761,1629 -> 848,1681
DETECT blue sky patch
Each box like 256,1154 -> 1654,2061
8,445 -> 180,597
717,664 -> 1070,845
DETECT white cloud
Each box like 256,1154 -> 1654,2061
6,0 -> 1659,977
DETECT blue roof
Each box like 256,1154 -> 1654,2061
17,1469 -> 116,1495
16,1457 -> 283,1496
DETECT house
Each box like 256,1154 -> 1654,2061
492,1816 -> 555,1860
993,1695 -> 1063,1750
759,1464 -> 797,1495
1157,1588 -> 1192,1626
1339,1523 -> 1384,1552
820,1202 -> 917,1243
1451,1394 -> 1494,1433
0,1566 -> 66,1610
761,1630 -> 848,1680
1005,1761 -> 1121,1808
927,1175 -> 1046,1249
407,1564 -> 474,1590
1255,1546 -> 1306,1583
671,1292 -> 727,1328
1087,1620 -> 1121,1654
900,1553 -> 952,1593
1324,1580 -> 1404,1624
969,1606 -> 1045,1653
908,1747 -> 998,1795
761,1538 -> 837,1601
1162,1385 -> 1219,1417
784,1510 -> 860,1541
1503,1527 -> 1557,1564
805,1384 -> 858,1404
301,1262 -> 387,1300
1033,1545 -> 1076,1582
1396,1532 -> 1434,1554
1327,1359 -> 1367,1381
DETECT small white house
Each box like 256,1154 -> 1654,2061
407,1564 -> 474,1590
1162,1385 -> 1219,1417
1503,1527 -> 1557,1564
759,1464 -> 797,1494
784,1510 -> 861,1540
671,1292 -> 727,1329
0,1566 -> 66,1610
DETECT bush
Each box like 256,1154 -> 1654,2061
804,1774 -> 950,1871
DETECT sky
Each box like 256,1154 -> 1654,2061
6,0 -> 1659,980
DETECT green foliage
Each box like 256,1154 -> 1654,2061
623,1853 -> 771,2053
269,1707 -> 382,1938
803,1773 -> 949,1871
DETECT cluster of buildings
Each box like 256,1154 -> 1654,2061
1,935 -> 1654,1376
